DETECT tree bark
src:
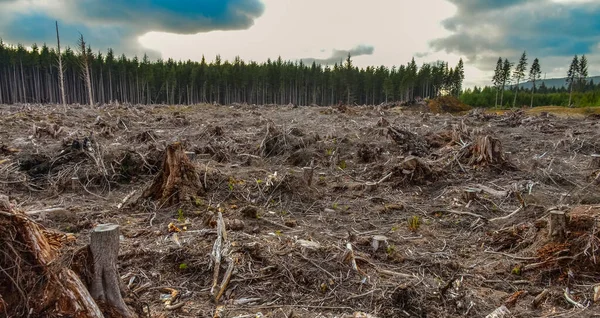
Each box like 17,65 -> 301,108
548,211 -> 567,241
90,224 -> 134,317
141,142 -> 204,205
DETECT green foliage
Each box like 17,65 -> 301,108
179,263 -> 188,270
407,215 -> 421,232
177,208 -> 185,223
461,85 -> 600,108
511,265 -> 521,275
0,40 -> 465,106
386,244 -> 396,254
337,159 -> 347,170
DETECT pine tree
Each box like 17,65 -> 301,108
500,59 -> 512,107
529,58 -> 541,107
567,55 -> 579,107
578,55 -> 588,91
512,51 -> 527,107
492,57 -> 503,107
455,58 -> 465,97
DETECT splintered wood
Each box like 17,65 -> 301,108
141,142 -> 203,205
0,198 -> 104,317
210,211 -> 234,303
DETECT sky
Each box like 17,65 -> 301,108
0,0 -> 599,87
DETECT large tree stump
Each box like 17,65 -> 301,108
0,198 -> 104,317
548,211 -> 567,240
141,142 -> 203,205
90,224 -> 134,318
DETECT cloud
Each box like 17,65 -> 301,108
0,0 -> 264,56
430,0 -> 600,79
299,45 -> 375,65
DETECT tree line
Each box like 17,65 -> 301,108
473,51 -> 595,107
0,29 -> 466,106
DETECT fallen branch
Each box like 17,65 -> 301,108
437,209 -> 487,220
489,207 -> 522,222
25,207 -> 67,215
215,259 -> 234,302
116,190 -> 136,209
564,288 -> 586,309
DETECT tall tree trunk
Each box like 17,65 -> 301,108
530,81 -> 535,108
568,81 -> 574,107
513,79 -> 520,107
494,88 -> 499,108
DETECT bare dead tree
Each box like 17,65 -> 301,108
78,34 -> 94,106
56,21 -> 67,110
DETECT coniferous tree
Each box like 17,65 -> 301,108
567,55 -> 579,107
529,58 -> 541,107
500,59 -> 512,107
454,58 -> 465,97
492,57 -> 503,107
578,55 -> 588,90
0,37 -> 468,106
512,51 -> 527,107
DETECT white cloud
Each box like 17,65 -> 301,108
139,0 -> 459,69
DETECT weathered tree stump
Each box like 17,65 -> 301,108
90,224 -> 134,318
462,189 -> 478,203
0,200 -> 104,317
302,166 -> 314,187
548,211 -> 567,240
590,154 -> 600,169
141,142 -> 203,205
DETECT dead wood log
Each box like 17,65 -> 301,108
141,142 -> 203,205
548,210 -> 567,241
0,203 -> 104,317
589,154 -> 600,169
90,224 -> 134,317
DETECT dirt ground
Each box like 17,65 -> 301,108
1,103 -> 600,318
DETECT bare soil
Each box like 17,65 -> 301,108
1,103 -> 600,317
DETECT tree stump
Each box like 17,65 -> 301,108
590,154 -> 600,169
462,189 -> 479,203
141,142 -> 203,205
548,211 -> 567,240
0,203 -> 104,317
90,224 -> 134,318
302,167 -> 314,187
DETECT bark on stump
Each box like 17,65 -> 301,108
141,142 -> 203,205
0,201 -> 104,317
90,224 -> 134,318
302,167 -> 314,187
590,154 -> 600,169
548,211 -> 567,241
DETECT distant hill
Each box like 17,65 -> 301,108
516,75 -> 600,89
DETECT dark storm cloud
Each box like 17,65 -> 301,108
300,45 -> 375,65
0,0 -> 264,56
431,0 -> 600,72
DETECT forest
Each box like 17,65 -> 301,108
460,82 -> 600,108
0,38 -> 465,106
462,52 -> 600,107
